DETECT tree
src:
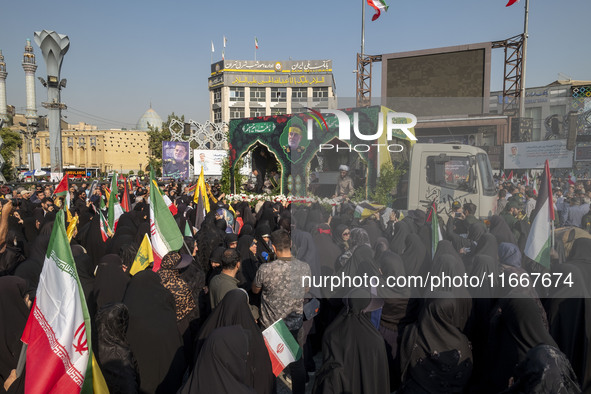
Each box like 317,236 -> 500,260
0,128 -> 23,181
147,113 -> 185,175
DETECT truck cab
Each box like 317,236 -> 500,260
404,143 -> 497,220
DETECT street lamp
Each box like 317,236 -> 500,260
35,30 -> 69,180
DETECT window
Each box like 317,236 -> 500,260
213,108 -> 222,123
229,87 -> 244,102
477,153 -> 496,196
230,107 -> 245,119
250,87 -> 265,101
271,87 -> 287,102
426,155 -> 475,192
292,87 -> 307,102
312,87 -> 328,101
251,109 -> 265,117
213,88 -> 221,103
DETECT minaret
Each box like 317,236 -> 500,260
22,39 -> 38,121
0,50 -> 7,122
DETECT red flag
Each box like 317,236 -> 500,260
121,177 -> 130,213
506,0 -> 520,6
54,176 -> 68,197
508,170 -> 513,180
136,178 -> 141,189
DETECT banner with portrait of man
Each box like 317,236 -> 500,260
194,149 -> 226,176
162,141 -> 190,180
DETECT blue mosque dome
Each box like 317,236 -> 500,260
136,106 -> 163,131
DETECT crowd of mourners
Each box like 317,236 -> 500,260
0,174 -> 590,394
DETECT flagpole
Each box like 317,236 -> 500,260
360,0 -> 365,58
519,0 -> 530,119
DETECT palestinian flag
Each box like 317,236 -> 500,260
354,202 -> 384,220
54,175 -> 68,197
21,210 -> 108,393
149,173 -> 183,271
427,201 -> 442,257
54,175 -> 70,209
367,0 -> 388,21
262,319 -> 302,377
108,173 -> 124,231
524,160 -> 554,268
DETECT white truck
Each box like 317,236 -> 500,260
395,143 -> 497,220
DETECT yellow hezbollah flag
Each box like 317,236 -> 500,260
193,166 -> 210,213
129,233 -> 154,276
66,214 -> 79,242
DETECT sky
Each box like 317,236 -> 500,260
0,0 -> 589,130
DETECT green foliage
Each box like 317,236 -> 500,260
370,161 -> 406,206
220,157 -> 244,194
0,128 -> 23,181
147,113 -> 184,175
352,185 -> 367,202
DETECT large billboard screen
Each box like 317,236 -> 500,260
381,43 -> 491,117
162,141 -> 190,180
504,140 -> 574,169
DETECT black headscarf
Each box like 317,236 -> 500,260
399,291 -> 473,394
193,289 -> 273,394
501,345 -> 581,394
94,254 -> 130,311
485,297 -> 558,393
313,289 -> 390,394
236,235 -> 257,290
401,233 -> 426,278
331,224 -> 349,253
467,221 -> 487,244
0,276 -> 29,393
378,251 -> 410,332
180,325 -> 256,394
545,263 -> 591,392
568,238 -> 591,286
313,224 -> 342,277
123,270 -> 186,394
95,303 -> 140,393
489,215 -> 518,245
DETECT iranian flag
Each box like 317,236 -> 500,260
524,160 -> 554,268
108,173 -> 124,231
255,37 -> 259,49
121,176 -> 131,213
367,0 -> 388,21
262,319 -> 302,377
568,171 -> 577,185
149,175 -> 183,271
21,209 -> 108,393
99,209 -> 112,242
428,201 -> 442,257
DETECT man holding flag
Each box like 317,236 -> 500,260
253,229 -> 310,394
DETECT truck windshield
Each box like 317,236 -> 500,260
477,153 -> 496,196
426,156 -> 473,191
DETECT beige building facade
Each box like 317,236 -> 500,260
13,122 -> 150,174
